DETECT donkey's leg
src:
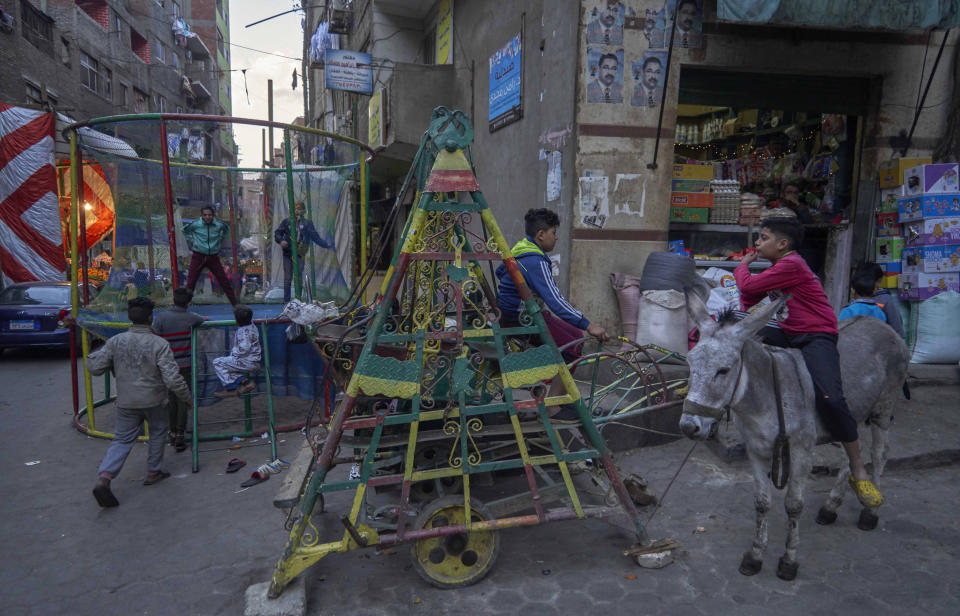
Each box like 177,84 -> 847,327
858,417 -> 891,531
777,449 -> 811,581
816,465 -> 850,526
740,453 -> 771,576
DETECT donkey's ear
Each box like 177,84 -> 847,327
734,296 -> 789,342
686,287 -> 717,338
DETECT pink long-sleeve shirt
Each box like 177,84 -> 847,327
733,252 -> 838,336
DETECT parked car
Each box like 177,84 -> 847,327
0,281 -> 96,353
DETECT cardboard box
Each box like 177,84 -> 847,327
902,244 -> 960,272
671,179 -> 711,193
881,261 -> 902,274
876,237 -> 903,263
879,186 -> 904,213
898,194 -> 960,222
672,164 -> 714,180
670,207 -> 710,223
902,217 -> 960,246
876,212 -> 899,237
898,272 -> 960,300
880,272 -> 899,289
670,192 -> 714,208
903,163 -> 960,195
878,157 -> 932,188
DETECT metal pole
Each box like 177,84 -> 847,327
227,173 -> 240,292
77,170 -> 90,305
360,156 -> 369,303
283,129 -> 300,299
268,80 -> 274,167
159,120 -> 180,289
68,131 -> 80,422
646,3 -> 679,170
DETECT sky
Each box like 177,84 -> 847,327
228,1 -> 306,168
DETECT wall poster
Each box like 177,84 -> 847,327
488,33 -> 523,132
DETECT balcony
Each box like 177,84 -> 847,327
377,62 -> 455,162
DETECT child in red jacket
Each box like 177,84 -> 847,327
735,217 -> 882,508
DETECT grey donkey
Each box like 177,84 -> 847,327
678,294 -> 909,580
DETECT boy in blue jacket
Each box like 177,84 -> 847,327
496,208 -> 608,421
839,273 -> 887,323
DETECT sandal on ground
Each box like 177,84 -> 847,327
270,458 -> 290,470
240,471 -> 269,488
93,478 -> 119,508
143,470 -> 171,486
225,458 -> 246,473
547,403 -> 582,425
257,462 -> 282,475
849,476 -> 884,508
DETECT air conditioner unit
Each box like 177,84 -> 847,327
328,9 -> 352,34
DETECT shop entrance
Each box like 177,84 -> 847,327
670,67 -> 875,278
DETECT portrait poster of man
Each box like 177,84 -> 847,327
586,0 -> 630,46
630,51 -> 666,108
586,48 -> 624,104
671,0 -> 703,49
643,7 -> 666,48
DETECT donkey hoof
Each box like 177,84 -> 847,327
815,507 -> 838,526
738,552 -> 763,576
776,556 -> 798,581
857,509 -> 879,531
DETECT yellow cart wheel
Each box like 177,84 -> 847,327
410,496 -> 500,588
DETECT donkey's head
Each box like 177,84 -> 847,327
679,292 -> 786,440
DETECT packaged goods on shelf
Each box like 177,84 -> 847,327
903,217 -> 960,247
709,180 -> 741,224
670,206 -> 710,223
898,272 -> 960,300
903,163 -> 960,195
879,186 -> 904,213
898,193 -> 960,222
876,237 -> 903,263
876,212 -> 899,237
670,192 -> 714,208
738,192 -> 764,226
672,164 -> 714,180
671,179 -> 711,193
878,157 -> 932,188
902,244 -> 960,273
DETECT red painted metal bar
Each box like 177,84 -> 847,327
227,173 -> 240,292
395,480 -> 413,541
158,120 -> 180,290
523,464 -> 546,521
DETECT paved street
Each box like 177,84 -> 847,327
1,348 -> 958,615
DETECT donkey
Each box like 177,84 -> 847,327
679,295 -> 909,580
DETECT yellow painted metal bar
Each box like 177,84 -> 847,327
403,420 -> 420,481
81,329 -> 95,430
411,467 -> 463,482
508,415 -> 533,465
360,157 -> 369,303
527,455 -> 559,465
544,393 -> 577,406
479,208 -> 513,258
342,483 -> 368,549
463,475 -> 472,531
558,461 -> 585,518
418,408 -> 460,423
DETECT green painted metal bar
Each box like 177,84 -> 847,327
320,480 -> 361,493
283,129 -> 301,301
260,322 -> 278,462
191,325 -> 200,473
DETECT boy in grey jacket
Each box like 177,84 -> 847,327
90,297 -> 191,507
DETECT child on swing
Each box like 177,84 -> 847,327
212,305 -> 261,397
736,217 -> 883,508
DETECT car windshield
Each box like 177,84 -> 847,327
0,285 -> 70,305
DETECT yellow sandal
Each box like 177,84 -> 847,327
849,476 -> 884,508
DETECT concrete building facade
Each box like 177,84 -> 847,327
301,0 -> 956,333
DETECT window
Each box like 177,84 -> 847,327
103,67 -> 112,99
80,51 -> 100,93
116,15 -> 123,40
20,0 -> 54,56
216,0 -> 223,17
59,37 -> 71,67
176,105 -> 183,114
155,40 -> 166,64
155,95 -> 167,113
25,82 -> 43,105
118,83 -> 128,108
133,88 -> 148,113
216,27 -> 227,58
171,52 -> 180,70
171,1 -> 181,21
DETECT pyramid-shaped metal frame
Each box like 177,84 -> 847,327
269,108 -> 642,597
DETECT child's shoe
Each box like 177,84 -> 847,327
237,379 -> 256,394
214,388 -> 238,398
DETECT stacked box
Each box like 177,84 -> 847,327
876,237 -> 903,263
672,164 -> 714,180
879,262 -> 900,288
903,217 -> 960,247
671,179 -> 711,193
898,272 -> 960,300
877,212 -> 899,236
902,244 -> 960,273
903,163 -> 960,195
670,192 -> 713,223
879,186 -> 904,213
878,157 -> 931,188
670,206 -> 709,223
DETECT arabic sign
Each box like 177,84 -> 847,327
368,88 -> 384,148
325,49 -> 373,94
436,0 -> 453,64
488,32 -> 522,133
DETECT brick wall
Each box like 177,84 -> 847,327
77,0 -> 109,30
